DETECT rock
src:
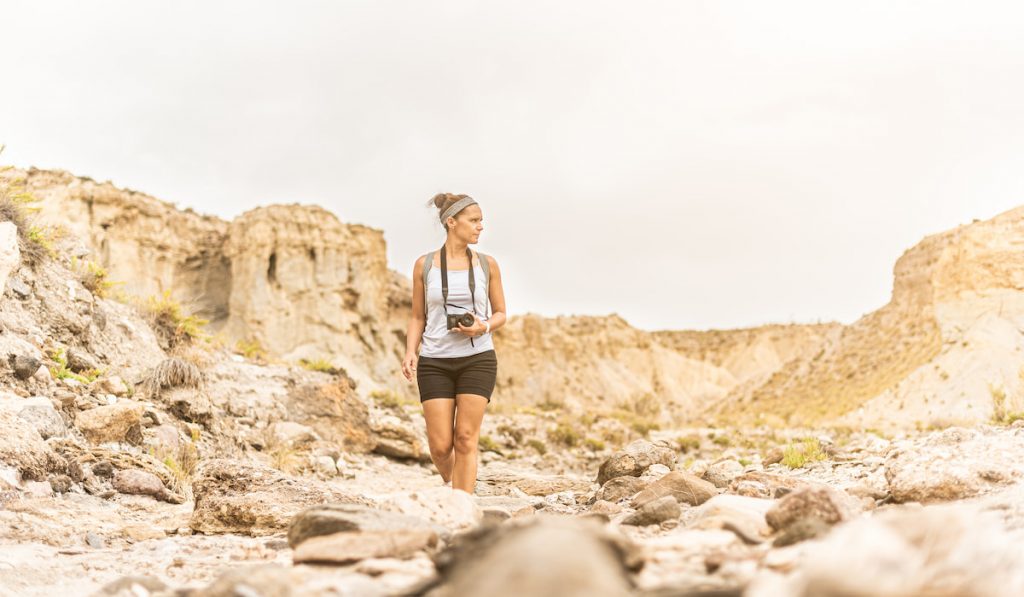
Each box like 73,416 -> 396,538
0,408 -> 66,481
112,469 -> 173,501
0,222 -> 19,295
268,421 -> 319,448
639,463 -> 672,482
284,381 -> 377,453
193,564 -> 293,597
66,348 -> 99,373
597,476 -> 648,502
8,276 -> 30,299
161,386 -> 214,424
122,524 -> 166,541
473,496 -> 539,519
773,517 -> 833,547
765,486 -> 860,536
729,472 -> 814,499
372,414 -> 430,462
287,503 -> 441,548
589,500 -> 623,517
95,576 -> 168,596
312,454 -> 337,476
74,400 -> 145,444
435,516 -> 641,597
91,460 -> 114,477
623,495 -> 681,526
383,487 -> 483,531
483,508 -> 512,524
190,459 -> 369,535
86,532 -> 105,548
596,439 -> 676,485
704,459 -> 745,489
9,354 -> 42,380
757,504 -> 1024,596
293,529 -> 438,564
477,468 -> 593,497
17,399 -> 66,440
689,494 -> 774,545
763,446 -> 784,466
631,471 -> 717,508
885,428 -> 1024,503
49,474 -> 73,493
95,376 -> 129,397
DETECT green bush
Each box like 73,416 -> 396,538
781,438 -> 828,469
549,422 -> 580,447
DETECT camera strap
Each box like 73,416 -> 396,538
440,244 -> 477,346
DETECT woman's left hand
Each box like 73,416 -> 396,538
455,315 -> 486,337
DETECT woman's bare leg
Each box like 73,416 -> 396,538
422,398 -> 456,483
451,394 -> 488,493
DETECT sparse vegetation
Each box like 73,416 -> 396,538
148,428 -> 201,497
478,435 -> 502,454
0,159 -> 57,263
141,357 -> 202,399
676,434 -> 701,453
550,421 -> 580,447
48,348 -> 102,384
989,382 -> 1023,425
526,438 -> 547,455
584,437 -> 606,452
496,424 -> 525,445
299,358 -> 338,374
234,338 -> 267,362
371,389 -> 415,410
144,291 -> 209,347
537,396 -> 565,412
781,437 -> 828,469
71,257 -> 117,298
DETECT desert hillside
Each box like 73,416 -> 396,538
10,167 -> 1024,432
1,166 -> 1023,596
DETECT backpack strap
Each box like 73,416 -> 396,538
421,251 -> 434,313
421,249 -> 492,318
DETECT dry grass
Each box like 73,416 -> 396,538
234,338 -> 267,362
299,358 -> 338,374
0,164 -> 56,265
141,357 -> 202,399
781,438 -> 829,469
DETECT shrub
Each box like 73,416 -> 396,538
148,431 -> 200,497
141,357 -> 202,398
496,424 -> 525,445
537,396 -> 565,412
370,389 -> 413,410
0,163 -> 55,264
781,438 -> 828,469
584,437 -> 606,452
676,434 -> 701,453
144,291 -> 209,347
71,257 -> 117,298
48,348 -> 102,384
549,422 -> 580,447
478,435 -> 502,454
526,439 -> 547,455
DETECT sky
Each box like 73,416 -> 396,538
2,1 -> 1024,331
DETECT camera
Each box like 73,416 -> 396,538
446,312 -> 475,330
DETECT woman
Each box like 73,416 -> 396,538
401,193 -> 506,494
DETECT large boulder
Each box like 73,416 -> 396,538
287,503 -> 440,548
622,495 -> 681,527
190,459 -> 369,535
371,414 -> 429,462
765,486 -> 860,533
596,439 -> 676,485
433,516 -> 642,597
631,471 -> 717,508
0,408 -> 66,481
74,400 -> 145,444
885,427 -> 1024,503
283,382 -> 376,453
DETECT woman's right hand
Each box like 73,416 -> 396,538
401,353 -> 418,381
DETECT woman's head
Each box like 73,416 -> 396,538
427,193 -> 484,243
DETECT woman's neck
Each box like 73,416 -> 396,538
445,237 -> 469,258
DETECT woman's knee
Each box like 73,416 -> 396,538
453,430 -> 478,455
427,436 -> 454,456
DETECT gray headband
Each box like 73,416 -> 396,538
440,197 -> 478,224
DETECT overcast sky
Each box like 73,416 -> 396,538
3,1 -> 1023,331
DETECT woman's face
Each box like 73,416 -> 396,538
449,204 -> 484,243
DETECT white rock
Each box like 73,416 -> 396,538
0,222 -> 19,295
383,487 -> 483,531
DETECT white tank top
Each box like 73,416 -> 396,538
420,264 -> 494,358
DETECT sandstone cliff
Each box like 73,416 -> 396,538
10,167 -> 1024,431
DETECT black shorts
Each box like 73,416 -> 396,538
416,350 -> 498,402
